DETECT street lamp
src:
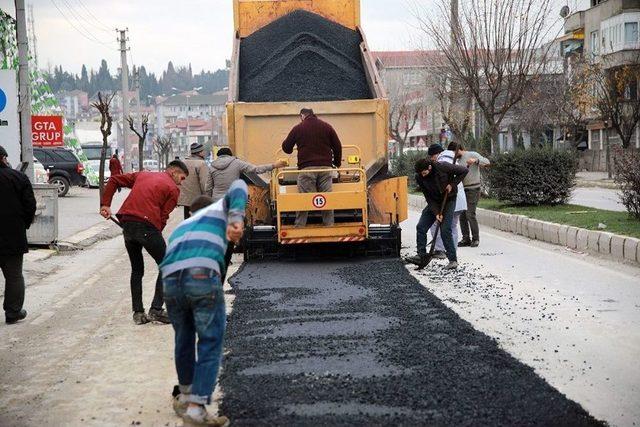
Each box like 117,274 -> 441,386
172,87 -> 202,149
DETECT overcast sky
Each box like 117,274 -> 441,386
1,0 -> 589,76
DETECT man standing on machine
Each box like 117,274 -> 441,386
282,108 -> 342,227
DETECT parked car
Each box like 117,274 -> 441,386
33,157 -> 48,184
33,147 -> 87,197
86,159 -> 110,187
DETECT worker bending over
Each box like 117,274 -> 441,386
161,180 -> 248,427
282,108 -> 342,227
407,158 -> 468,270
100,160 -> 189,325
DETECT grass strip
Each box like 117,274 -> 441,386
478,198 -> 640,239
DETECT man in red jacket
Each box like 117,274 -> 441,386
282,108 -> 342,227
109,149 -> 124,176
100,160 -> 188,325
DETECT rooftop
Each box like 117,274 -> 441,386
372,50 -> 442,68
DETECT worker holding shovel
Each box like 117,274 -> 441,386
406,157 -> 468,270
100,160 -> 189,325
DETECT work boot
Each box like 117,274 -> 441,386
172,394 -> 189,417
458,239 -> 471,247
147,308 -> 171,324
5,309 -> 27,324
433,250 -> 447,259
470,240 -> 480,247
133,311 -> 149,325
405,254 -> 428,268
444,261 -> 459,270
183,406 -> 230,427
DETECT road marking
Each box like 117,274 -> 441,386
30,311 -> 55,325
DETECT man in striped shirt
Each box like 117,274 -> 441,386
160,179 -> 248,427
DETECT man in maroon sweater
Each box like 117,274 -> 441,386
100,160 -> 188,325
282,108 -> 342,227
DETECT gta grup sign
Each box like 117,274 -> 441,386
32,115 -> 64,146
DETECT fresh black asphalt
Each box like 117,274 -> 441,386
219,259 -> 603,426
239,10 -> 372,102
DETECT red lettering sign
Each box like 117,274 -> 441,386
32,116 -> 64,147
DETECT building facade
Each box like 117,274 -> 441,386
563,0 -> 640,160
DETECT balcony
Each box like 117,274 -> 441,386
600,12 -> 640,55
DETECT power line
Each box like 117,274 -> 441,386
50,0 -> 111,47
75,0 -> 113,34
57,0 -> 113,44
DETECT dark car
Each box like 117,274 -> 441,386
33,147 -> 87,197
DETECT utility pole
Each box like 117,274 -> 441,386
15,0 -> 33,181
27,3 -> 37,69
118,29 -> 131,172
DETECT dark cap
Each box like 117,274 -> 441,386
428,144 -> 444,157
0,145 -> 7,158
190,142 -> 204,155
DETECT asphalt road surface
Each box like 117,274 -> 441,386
402,210 -> 640,426
0,203 -> 637,426
571,187 -> 624,212
220,259 -> 601,426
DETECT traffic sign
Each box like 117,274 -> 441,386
0,70 -> 20,164
32,116 -> 64,147
312,194 -> 327,209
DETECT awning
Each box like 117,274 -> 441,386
558,29 -> 585,42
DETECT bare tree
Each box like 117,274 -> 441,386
153,135 -> 173,170
417,0 -> 556,153
127,114 -> 150,172
427,58 -> 474,147
91,92 -> 115,199
387,71 -> 424,155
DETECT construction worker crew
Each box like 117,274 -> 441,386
407,150 -> 468,270
178,143 -> 211,220
0,145 -> 36,324
282,108 -> 342,227
100,160 -> 189,325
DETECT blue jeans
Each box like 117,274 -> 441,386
163,268 -> 226,405
416,200 -> 457,261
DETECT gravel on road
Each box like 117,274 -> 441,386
239,10 -> 372,102
220,259 -> 603,426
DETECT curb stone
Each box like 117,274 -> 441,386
406,194 -> 639,266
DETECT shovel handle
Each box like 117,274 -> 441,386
109,216 -> 123,228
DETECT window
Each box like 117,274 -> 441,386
590,31 -> 599,54
55,149 -> 79,162
625,22 -> 638,44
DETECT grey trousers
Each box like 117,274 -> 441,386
460,187 -> 481,242
295,167 -> 334,227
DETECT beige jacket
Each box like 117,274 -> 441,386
178,155 -> 210,207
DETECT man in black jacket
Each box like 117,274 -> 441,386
406,157 -> 468,270
0,145 -> 36,324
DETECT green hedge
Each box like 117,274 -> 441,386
485,148 -> 577,205
613,148 -> 640,219
390,151 -> 428,188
